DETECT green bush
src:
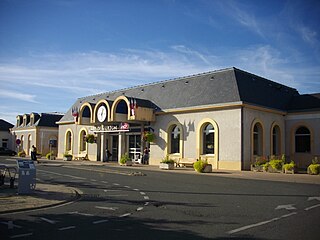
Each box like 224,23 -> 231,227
307,164 -> 320,175
283,161 -> 296,171
194,159 -> 208,173
161,155 -> 175,164
63,152 -> 73,158
18,150 -> 26,157
253,156 -> 268,166
269,160 -> 283,171
120,153 -> 130,164
86,134 -> 96,144
46,152 -> 54,160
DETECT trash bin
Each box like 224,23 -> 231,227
16,160 -> 36,194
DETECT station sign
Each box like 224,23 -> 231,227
90,122 -> 130,133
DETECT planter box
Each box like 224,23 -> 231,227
159,163 -> 174,170
283,168 -> 295,174
267,166 -> 282,173
203,164 -> 212,173
120,160 -> 133,166
63,156 -> 72,161
251,165 -> 264,172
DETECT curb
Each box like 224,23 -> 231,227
0,187 -> 82,216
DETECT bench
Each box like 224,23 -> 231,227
75,153 -> 88,160
177,158 -> 197,168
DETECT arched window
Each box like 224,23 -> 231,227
272,125 -> 281,156
79,130 -> 87,152
295,127 -> 310,153
253,123 -> 263,156
28,135 -> 32,155
202,123 -> 215,154
66,131 -> 72,152
170,125 -> 180,154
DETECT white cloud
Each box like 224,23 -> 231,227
0,45 -> 319,124
0,89 -> 38,103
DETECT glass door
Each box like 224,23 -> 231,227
128,135 -> 141,161
111,135 -> 118,162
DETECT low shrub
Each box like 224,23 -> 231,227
283,161 -> 296,171
46,152 -> 54,160
269,159 -> 283,171
307,157 -> 320,175
194,158 -> 208,173
18,150 -> 26,157
120,153 -> 130,164
161,155 -> 175,164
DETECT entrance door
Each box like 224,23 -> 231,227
111,135 -> 119,162
128,135 -> 141,161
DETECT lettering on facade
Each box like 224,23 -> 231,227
90,123 -> 130,133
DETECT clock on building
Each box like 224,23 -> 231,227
97,105 -> 107,122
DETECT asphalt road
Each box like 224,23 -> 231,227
1,156 -> 320,240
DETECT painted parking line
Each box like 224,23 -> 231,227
227,212 -> 297,234
93,219 -> 109,224
10,233 -> 33,239
40,217 -> 57,224
59,226 -> 76,231
305,204 -> 320,211
144,196 -> 149,200
119,213 -> 132,218
136,207 -> 144,211
95,206 -> 118,211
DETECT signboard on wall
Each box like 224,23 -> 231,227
90,123 -> 130,133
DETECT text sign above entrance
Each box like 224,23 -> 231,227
91,122 -> 130,133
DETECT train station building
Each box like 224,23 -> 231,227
56,67 -> 320,170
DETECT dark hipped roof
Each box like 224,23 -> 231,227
287,93 -> 320,112
0,119 -> 14,131
35,113 -> 64,127
13,113 -> 64,129
58,67 -> 319,123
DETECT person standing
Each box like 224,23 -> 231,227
143,147 -> 149,165
31,145 -> 38,163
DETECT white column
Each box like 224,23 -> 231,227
118,132 -> 126,163
100,132 -> 106,162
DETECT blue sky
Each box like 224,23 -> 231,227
1,0 -> 319,124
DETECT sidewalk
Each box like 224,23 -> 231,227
40,158 -> 320,185
0,183 -> 80,215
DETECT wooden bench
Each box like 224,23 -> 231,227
177,158 -> 197,168
75,153 -> 88,160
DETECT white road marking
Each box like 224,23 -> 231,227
305,204 -> 320,211
40,217 -> 57,224
133,189 -> 140,191
1,221 -> 22,229
95,206 -> 118,211
140,192 -> 146,195
104,189 -> 120,192
10,233 -> 33,239
144,196 -> 149,200
68,211 -> 94,216
144,202 -> 149,206
275,204 -> 296,210
136,207 -> 144,211
119,213 -> 132,218
124,186 -> 131,188
107,194 -> 128,197
113,183 -> 120,186
59,226 -> 76,231
90,179 -> 97,182
308,196 -> 320,201
93,219 -> 109,224
228,212 -> 297,234
101,181 -> 108,184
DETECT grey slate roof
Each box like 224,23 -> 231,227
0,119 -> 14,131
58,67 -> 319,123
13,113 -> 64,129
287,93 -> 320,112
